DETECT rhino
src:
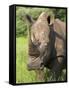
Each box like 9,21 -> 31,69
25,12 -> 66,81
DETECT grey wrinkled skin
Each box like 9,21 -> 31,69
27,56 -> 44,70
25,12 -> 66,80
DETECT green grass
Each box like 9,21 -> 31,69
16,37 -> 37,83
16,37 -> 66,83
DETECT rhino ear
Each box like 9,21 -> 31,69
47,14 -> 54,25
25,14 -> 34,25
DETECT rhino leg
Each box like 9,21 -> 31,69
35,70 -> 45,82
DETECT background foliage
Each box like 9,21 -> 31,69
16,7 -> 66,37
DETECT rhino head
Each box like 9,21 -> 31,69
25,12 -> 54,70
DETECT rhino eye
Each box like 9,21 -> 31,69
38,42 -> 41,46
37,39 -> 39,42
34,40 -> 41,46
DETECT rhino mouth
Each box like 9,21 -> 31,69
27,56 -> 44,70
27,45 -> 48,70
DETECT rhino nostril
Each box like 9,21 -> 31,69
40,63 -> 44,69
40,63 -> 44,70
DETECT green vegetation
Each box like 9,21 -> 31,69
16,6 -> 66,83
16,37 -> 37,83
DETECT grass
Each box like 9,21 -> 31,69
16,37 -> 66,83
16,37 -> 37,83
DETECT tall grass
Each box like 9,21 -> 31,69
16,37 -> 37,83
16,37 -> 66,83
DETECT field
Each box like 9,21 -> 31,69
16,37 -> 66,83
